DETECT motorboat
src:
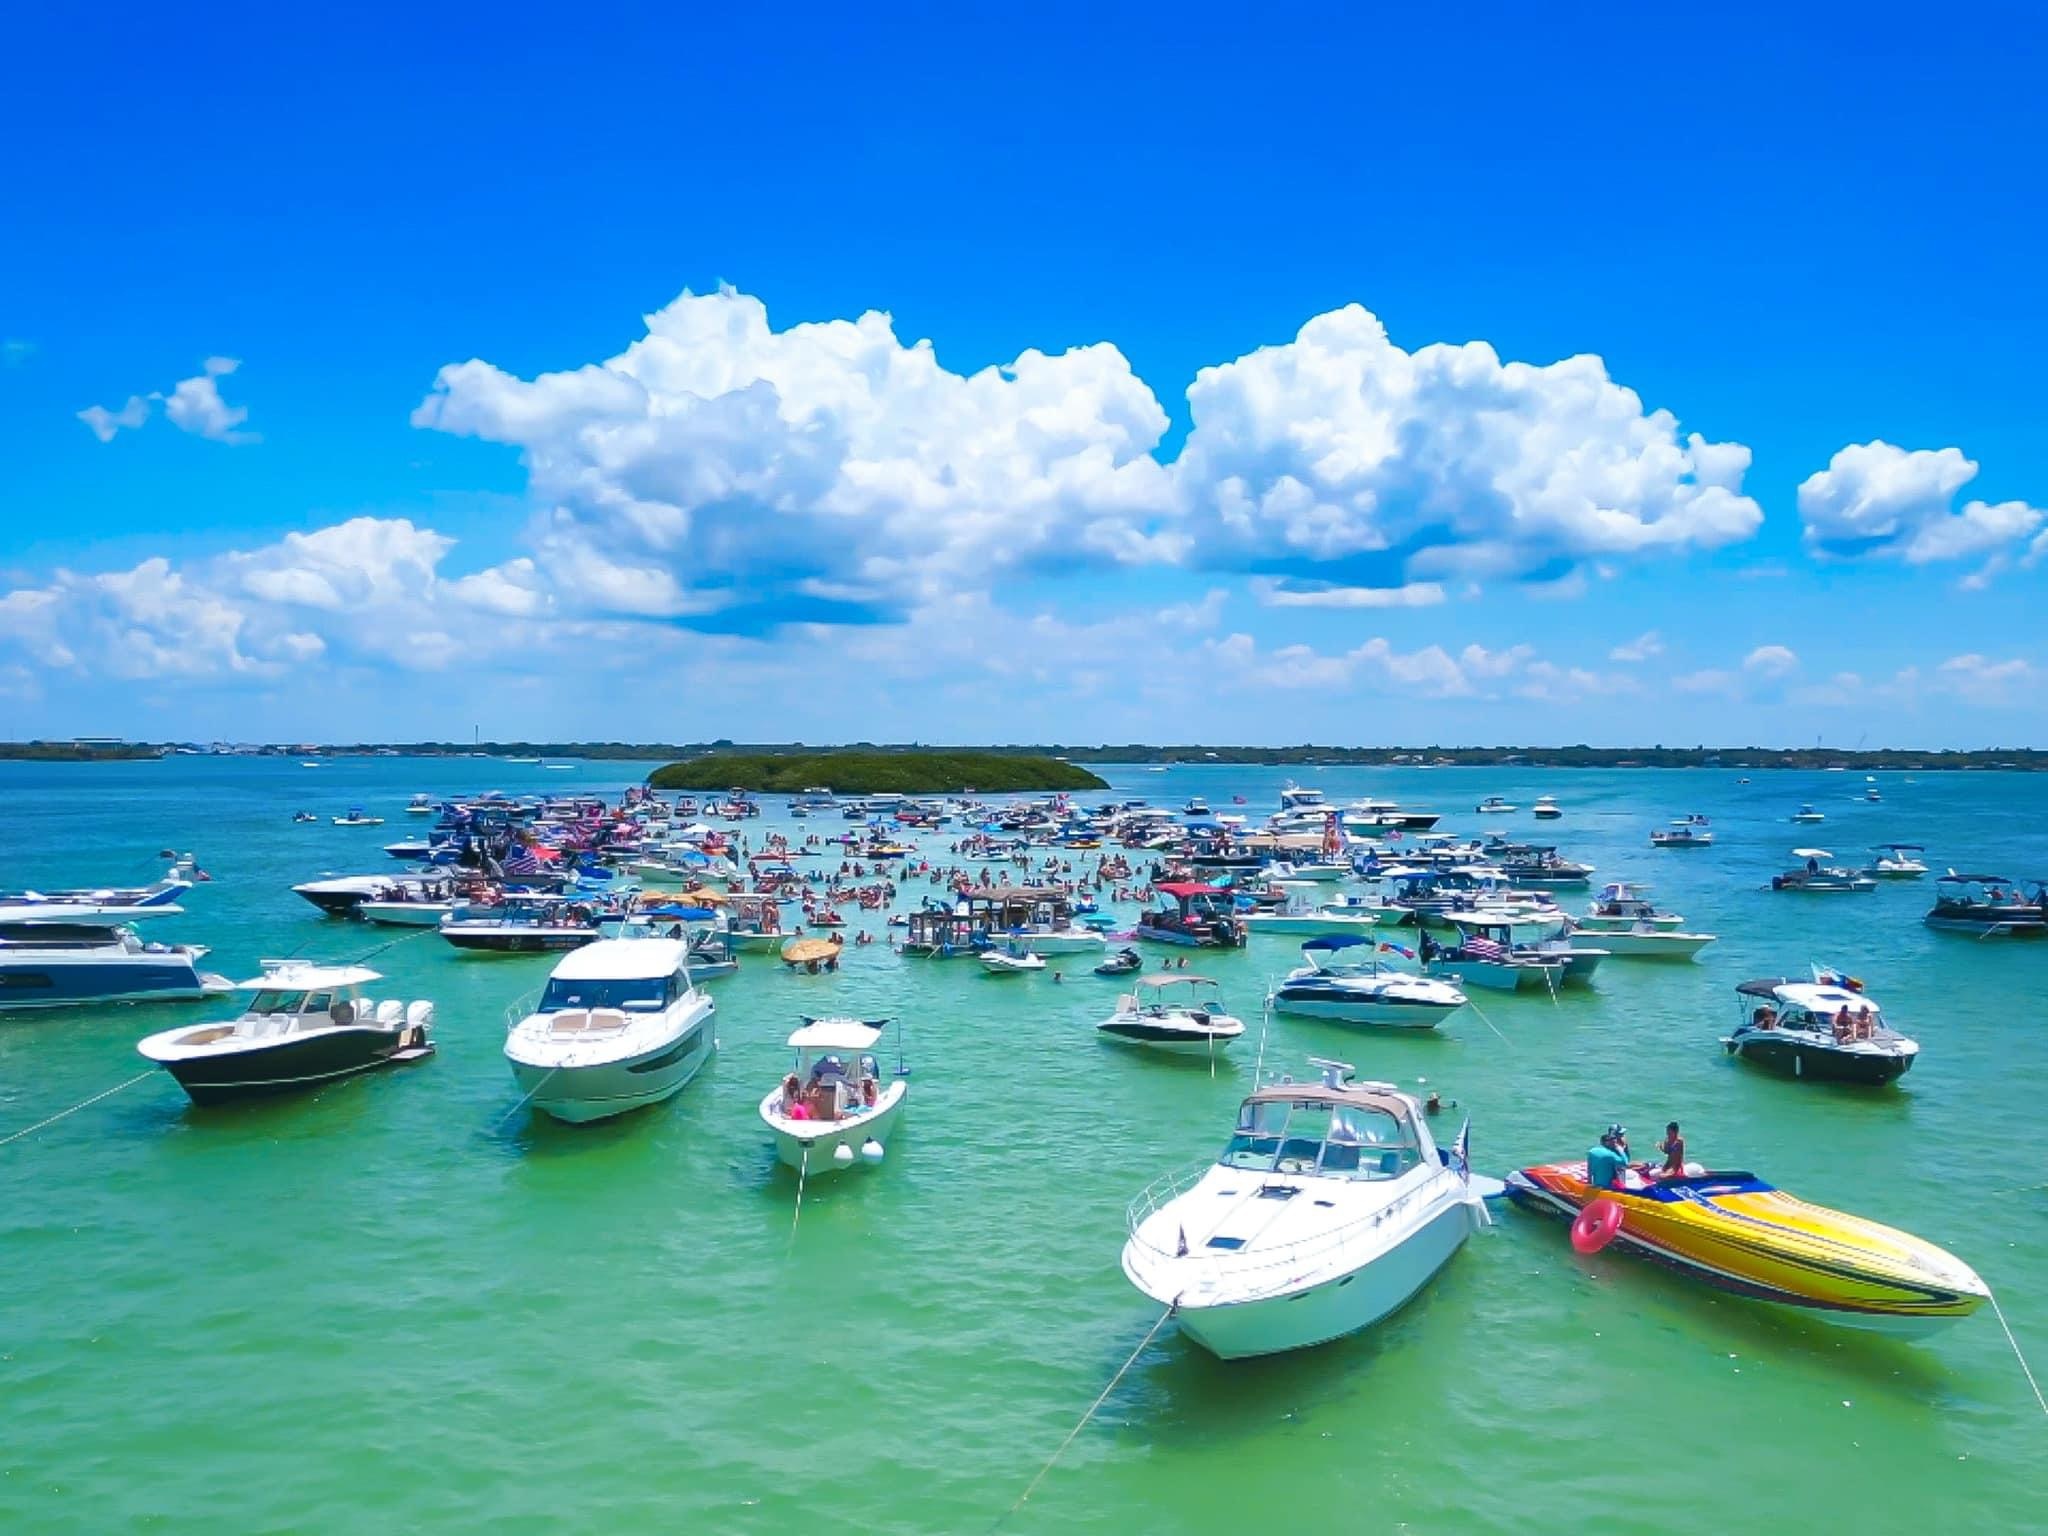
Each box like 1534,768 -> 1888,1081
0,903 -> 232,1011
619,904 -> 740,980
1278,783 -> 1329,813
1723,974 -> 1918,1084
293,871 -> 452,918
1504,1160 -> 1983,1335
441,894 -> 604,953
1264,856 -> 1351,884
1421,925 -> 1568,993
1097,975 -> 1244,1053
760,1016 -> 907,1173
1094,947 -> 1143,977
1650,815 -> 1713,848
1136,882 -> 1248,948
1182,798 -> 1212,817
1569,921 -> 1714,961
502,937 -> 716,1123
1243,893 -> 1379,937
1122,1060 -> 1491,1358
1339,798 -> 1441,833
979,944 -> 1046,975
1579,882 -> 1686,932
4,855 -> 197,910
1772,849 -> 1876,893
1269,935 -> 1466,1029
382,838 -> 436,861
333,808 -> 385,827
358,875 -> 465,927
136,961 -> 434,1104
1531,795 -> 1562,820
1790,804 -> 1826,824
1862,843 -> 1929,879
1922,873 -> 2048,936
293,811 -> 317,823
1484,840 -> 1594,887
406,794 -> 436,815
1474,795 -> 1517,814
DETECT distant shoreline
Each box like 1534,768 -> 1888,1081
6,740 -> 2045,772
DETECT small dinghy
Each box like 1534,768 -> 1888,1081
1097,974 -> 1244,1052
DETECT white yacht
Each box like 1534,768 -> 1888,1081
1863,843 -> 1929,879
1122,1060 -> 1491,1358
1269,936 -> 1467,1029
759,1016 -> 907,1174
0,903 -> 230,1011
503,938 -> 716,1123
1097,975 -> 1245,1053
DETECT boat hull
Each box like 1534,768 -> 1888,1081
1244,915 -> 1379,937
509,1020 -> 715,1123
1270,993 -> 1454,1030
0,959 -> 228,1011
1581,931 -> 1711,960
1723,1032 -> 1914,1084
356,902 -> 455,927
1143,1198 -> 1479,1359
147,1027 -> 427,1104
442,927 -> 596,953
762,1083 -> 906,1173
1096,1018 -> 1244,1052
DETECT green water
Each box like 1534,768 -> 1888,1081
2,759 -> 2043,1534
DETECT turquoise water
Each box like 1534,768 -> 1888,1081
2,758 -> 2043,1534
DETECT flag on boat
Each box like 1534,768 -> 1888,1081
1461,934 -> 1509,961
502,842 -> 542,875
1175,1225 -> 1189,1258
1377,940 -> 1415,959
1450,1118 -> 1471,1180
1231,795 -> 1246,804
1813,963 -> 1864,991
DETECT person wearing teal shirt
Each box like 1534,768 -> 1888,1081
1586,1125 -> 1631,1191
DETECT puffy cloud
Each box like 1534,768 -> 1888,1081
1251,578 -> 1446,609
1936,653 -> 2036,704
414,288 -> 1177,627
1798,442 -> 2043,572
1172,304 -> 1762,590
1743,644 -> 1799,678
76,357 -> 257,445
1609,630 -> 1663,663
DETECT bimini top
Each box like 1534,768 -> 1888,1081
548,937 -> 689,982
239,961 -> 382,991
1736,978 -> 1877,1013
1243,1075 -> 1415,1119
1301,933 -> 1371,953
1790,847 -> 1834,860
1137,973 -> 1218,988
1936,872 -> 2030,885
1153,881 -> 1226,898
787,1016 -> 887,1052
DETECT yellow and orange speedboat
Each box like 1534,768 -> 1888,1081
1506,1161 -> 1986,1335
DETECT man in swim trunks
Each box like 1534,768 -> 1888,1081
1586,1125 -> 1631,1191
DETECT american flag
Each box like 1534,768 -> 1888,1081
1450,1117 -> 1471,1179
502,842 -> 541,875
1461,933 -> 1510,962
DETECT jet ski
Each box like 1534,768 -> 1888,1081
1505,1159 -> 1986,1336
1094,947 -> 1143,976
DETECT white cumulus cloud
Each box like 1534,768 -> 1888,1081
1743,644 -> 1799,678
76,357 -> 257,445
1609,630 -> 1664,663
1798,441 -> 2042,574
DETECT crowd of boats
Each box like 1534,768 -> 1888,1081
3,776 -> 2036,1363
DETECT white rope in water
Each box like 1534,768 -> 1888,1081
0,1070 -> 157,1150
791,1145 -> 810,1242
1989,1288 -> 2048,1418
493,1065 -> 561,1130
1000,1302 -> 1178,1526
1463,995 -> 1515,1049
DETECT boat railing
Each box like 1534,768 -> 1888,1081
502,989 -> 540,1035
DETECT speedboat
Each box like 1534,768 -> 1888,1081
760,1016 -> 907,1174
1772,849 -> 1876,892
358,875 -> 465,927
1097,975 -> 1244,1052
1531,795 -> 1562,820
406,795 -> 436,816
1724,974 -> 1918,1084
136,961 -> 434,1103
1790,804 -> 1826,824
502,937 -> 716,1123
1474,795 -> 1516,814
979,944 -> 1046,975
1570,921 -> 1713,961
293,872 -> 449,918
1504,1161 -> 1984,1335
1094,947 -> 1143,977
441,894 -> 604,953
1923,873 -> 2047,936
1579,882 -> 1686,932
333,808 -> 385,827
1862,843 -> 1928,879
1270,935 -> 1466,1029
0,903 -> 231,1010
1122,1060 -> 1491,1357
1650,815 -> 1713,848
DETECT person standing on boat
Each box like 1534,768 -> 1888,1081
1586,1126 -> 1631,1191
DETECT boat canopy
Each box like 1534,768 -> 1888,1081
788,1016 -> 886,1051
1137,974 -> 1218,988
1301,933 -> 1370,952
241,962 -> 382,991
549,938 -> 689,981
1790,847 -> 1834,860
1873,843 -> 1925,853
1154,881 -> 1225,898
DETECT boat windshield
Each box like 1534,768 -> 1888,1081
247,990 -> 318,1015
1220,1097 -> 1420,1180
540,974 -> 679,1012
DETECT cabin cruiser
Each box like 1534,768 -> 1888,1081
441,894 -> 606,953
1772,849 -> 1876,893
1474,795 -> 1516,814
1579,882 -> 1685,932
1531,795 -> 1562,820
4,855 -> 198,910
1649,815 -> 1713,848
293,871 -> 454,918
1922,873 -> 2048,936
1269,936 -> 1466,1029
1122,1060 -> 1490,1357
760,1016 -> 906,1173
1098,975 -> 1244,1052
0,903 -> 231,1010
502,938 -> 716,1123
1136,883 -> 1248,947
1506,1158 -> 1982,1334
1182,797 -> 1212,817
136,961 -> 433,1103
1421,925 -> 1569,992
1278,784 -> 1328,813
1863,843 -> 1928,879
1723,974 -> 1917,1084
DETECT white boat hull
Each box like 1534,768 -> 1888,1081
762,1081 -> 907,1173
1143,1196 -> 1480,1359
1245,914 -> 1378,936
1270,995 -> 1454,1030
1581,930 -> 1713,960
509,1022 -> 714,1124
1003,931 -> 1105,955
357,902 -> 456,927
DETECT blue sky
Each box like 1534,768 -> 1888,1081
2,4 -> 2043,746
